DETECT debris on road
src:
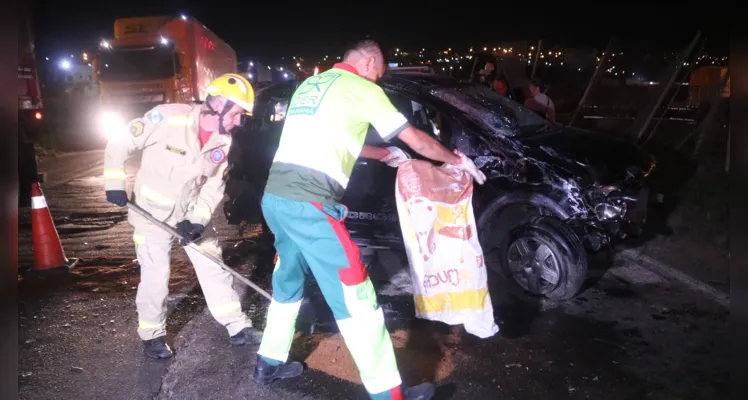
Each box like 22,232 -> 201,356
293,328 -> 464,386
70,366 -> 84,372
118,259 -> 138,269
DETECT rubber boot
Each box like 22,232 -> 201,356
405,382 -> 436,400
252,355 -> 304,384
229,327 -> 263,346
143,337 -> 173,359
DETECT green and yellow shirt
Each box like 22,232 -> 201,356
265,63 -> 409,204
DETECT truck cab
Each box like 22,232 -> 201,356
94,15 -> 237,140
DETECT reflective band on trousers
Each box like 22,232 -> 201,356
257,299 -> 302,362
133,233 -> 146,245
139,319 -> 165,330
31,196 -> 47,210
140,186 -> 175,206
208,301 -> 241,316
103,168 -> 127,180
336,306 -> 402,394
192,205 -> 211,219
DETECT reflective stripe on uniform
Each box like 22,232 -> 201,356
257,299 -> 303,362
138,319 -> 165,330
167,115 -> 193,126
103,168 -> 127,180
140,186 -> 175,206
208,301 -> 241,316
133,233 -> 146,245
336,307 -> 401,394
192,205 -> 211,220
361,371 -> 403,396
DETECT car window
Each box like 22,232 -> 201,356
269,100 -> 288,122
430,83 -> 550,137
384,90 -> 454,146
252,82 -> 297,124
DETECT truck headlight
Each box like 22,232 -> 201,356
100,111 -> 126,141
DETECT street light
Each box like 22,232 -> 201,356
59,60 -> 71,70
160,36 -> 169,45
100,40 -> 110,49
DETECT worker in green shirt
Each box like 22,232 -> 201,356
252,39 -> 486,400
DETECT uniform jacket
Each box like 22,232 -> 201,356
103,104 -> 232,227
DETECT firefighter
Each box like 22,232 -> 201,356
253,39 -> 485,400
103,74 -> 259,359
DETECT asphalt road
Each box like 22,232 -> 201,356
18,150 -> 729,399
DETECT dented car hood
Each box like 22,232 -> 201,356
513,126 -> 651,186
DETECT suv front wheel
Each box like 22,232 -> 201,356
497,216 -> 588,300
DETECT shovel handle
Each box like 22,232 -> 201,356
126,202 -> 272,301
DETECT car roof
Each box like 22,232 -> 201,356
380,72 -> 464,90
255,72 -> 466,100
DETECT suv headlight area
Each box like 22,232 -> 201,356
583,185 -> 634,222
594,203 -> 624,221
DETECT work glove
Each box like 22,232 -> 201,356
105,190 -> 128,207
447,150 -> 487,185
175,220 -> 205,245
380,146 -> 411,167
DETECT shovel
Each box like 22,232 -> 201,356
127,202 -> 272,300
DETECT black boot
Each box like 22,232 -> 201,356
252,355 -> 304,384
143,337 -> 173,359
229,327 -> 263,346
404,382 -> 436,400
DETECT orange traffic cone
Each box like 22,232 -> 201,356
30,182 -> 70,273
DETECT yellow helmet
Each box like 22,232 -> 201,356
205,73 -> 255,115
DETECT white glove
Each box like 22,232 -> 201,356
381,146 -> 411,167
448,150 -> 487,185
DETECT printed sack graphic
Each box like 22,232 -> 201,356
395,160 -> 499,338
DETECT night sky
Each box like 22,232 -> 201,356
31,0 -> 727,60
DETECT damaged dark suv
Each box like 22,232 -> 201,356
225,72 -> 656,300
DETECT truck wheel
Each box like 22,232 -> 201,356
497,216 -> 587,301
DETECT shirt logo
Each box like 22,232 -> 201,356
210,148 -> 225,164
147,109 -> 163,124
287,73 -> 342,116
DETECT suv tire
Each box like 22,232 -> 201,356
497,216 -> 587,300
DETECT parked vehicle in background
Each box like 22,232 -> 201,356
93,15 -> 236,139
19,0 -> 43,207
226,73 -> 656,300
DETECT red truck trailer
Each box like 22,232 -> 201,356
93,15 -> 238,140
19,0 -> 43,208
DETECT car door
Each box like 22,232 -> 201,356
224,82 -> 297,224
342,89 -> 451,249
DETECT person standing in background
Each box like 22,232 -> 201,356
524,78 -> 556,122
